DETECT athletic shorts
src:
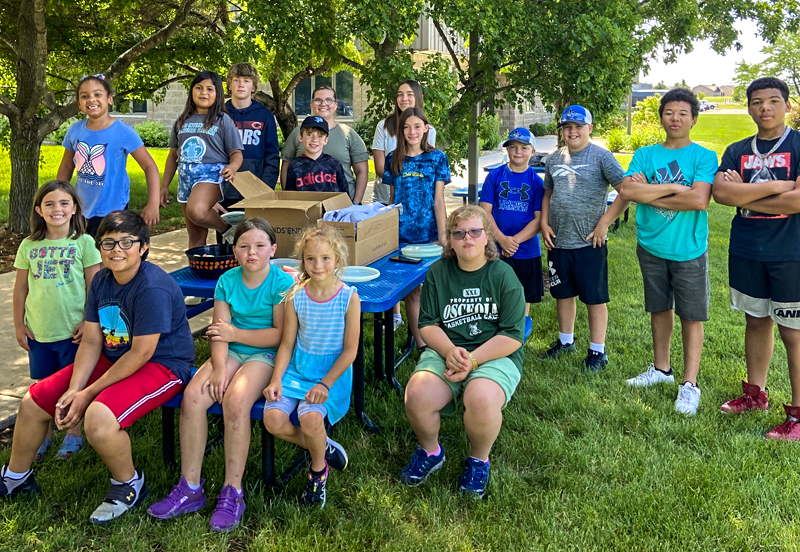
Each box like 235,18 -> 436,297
27,337 -> 79,380
29,355 -> 183,429
729,255 -> 800,329
547,245 -> 609,304
177,163 -> 226,203
228,350 -> 276,366
502,255 -> 543,304
413,348 -> 520,416
637,245 -> 709,321
264,396 -> 327,422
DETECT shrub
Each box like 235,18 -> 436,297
47,120 -> 73,145
629,123 -> 665,150
632,95 -> 661,127
787,103 -> 800,130
529,122 -> 549,137
134,121 -> 170,148
478,112 -> 503,150
546,121 -> 558,135
350,118 -> 376,154
604,128 -> 630,153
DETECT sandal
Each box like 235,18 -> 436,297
57,434 -> 83,459
35,438 -> 52,462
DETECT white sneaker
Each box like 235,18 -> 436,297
626,364 -> 674,387
393,316 -> 404,332
221,225 -> 236,245
90,470 -> 147,524
675,382 -> 701,415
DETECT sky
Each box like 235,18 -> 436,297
640,20 -> 768,88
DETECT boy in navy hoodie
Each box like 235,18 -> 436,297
223,63 -> 280,203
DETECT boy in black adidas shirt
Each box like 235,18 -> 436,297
713,77 -> 800,439
285,116 -> 347,193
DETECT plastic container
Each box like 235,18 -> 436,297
186,244 -> 239,279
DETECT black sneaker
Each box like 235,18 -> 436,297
538,339 -> 576,360
300,467 -> 327,509
0,465 -> 41,498
584,349 -> 608,373
324,438 -> 348,471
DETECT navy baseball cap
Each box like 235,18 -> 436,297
558,105 -> 593,127
502,127 -> 536,148
300,115 -> 329,135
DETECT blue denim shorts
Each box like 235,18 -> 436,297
27,337 -> 79,380
177,163 -> 226,203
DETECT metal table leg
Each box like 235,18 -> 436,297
354,316 -> 379,432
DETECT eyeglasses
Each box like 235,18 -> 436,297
80,74 -> 105,82
450,228 -> 485,240
312,98 -> 337,105
99,238 -> 143,251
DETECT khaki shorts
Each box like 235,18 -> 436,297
413,349 -> 521,416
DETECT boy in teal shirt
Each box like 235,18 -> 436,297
619,88 -> 718,415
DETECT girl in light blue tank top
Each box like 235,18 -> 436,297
263,224 -> 361,508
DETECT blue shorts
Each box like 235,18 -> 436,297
264,396 -> 328,424
177,163 -> 226,203
27,337 -> 79,380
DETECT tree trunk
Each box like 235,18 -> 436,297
254,90 -> 297,141
8,116 -> 42,233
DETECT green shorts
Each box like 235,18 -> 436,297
228,350 -> 276,366
414,349 -> 521,416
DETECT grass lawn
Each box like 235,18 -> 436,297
692,114 -> 757,157
3,199 -> 800,549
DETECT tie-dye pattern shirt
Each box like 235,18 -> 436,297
62,119 -> 144,219
384,149 -> 451,244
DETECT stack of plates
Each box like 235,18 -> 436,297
401,244 -> 443,259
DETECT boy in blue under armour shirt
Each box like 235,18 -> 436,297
480,127 -> 545,315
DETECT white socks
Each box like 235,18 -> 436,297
559,332 -> 574,345
589,342 -> 606,354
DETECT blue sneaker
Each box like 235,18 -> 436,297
399,445 -> 445,487
458,457 -> 490,499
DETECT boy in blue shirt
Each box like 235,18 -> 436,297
618,88 -> 717,415
480,127 -> 545,314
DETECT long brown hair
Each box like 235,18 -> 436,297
175,71 -> 227,132
442,205 -> 499,262
384,80 -> 425,138
283,223 -> 348,302
389,107 -> 435,176
30,180 -> 87,241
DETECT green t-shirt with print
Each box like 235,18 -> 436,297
419,257 -> 526,373
13,233 -> 102,342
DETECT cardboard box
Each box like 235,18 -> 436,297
322,207 -> 399,266
230,171 -> 398,265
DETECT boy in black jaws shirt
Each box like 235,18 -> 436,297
713,77 -> 800,439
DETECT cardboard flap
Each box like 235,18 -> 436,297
322,194 -> 354,211
325,220 -> 356,239
229,171 -> 274,199
355,209 -> 399,237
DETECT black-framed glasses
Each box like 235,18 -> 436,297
312,98 -> 337,105
99,238 -> 143,251
450,228 -> 485,241
80,74 -> 105,82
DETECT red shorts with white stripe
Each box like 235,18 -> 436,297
29,355 -> 184,429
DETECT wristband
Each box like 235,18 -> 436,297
468,352 -> 478,371
318,381 -> 330,391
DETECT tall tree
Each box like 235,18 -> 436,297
733,33 -> 800,98
0,0 -> 231,232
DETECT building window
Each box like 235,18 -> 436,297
112,100 -> 147,114
294,71 -> 354,118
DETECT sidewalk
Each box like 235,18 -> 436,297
0,144 -> 558,429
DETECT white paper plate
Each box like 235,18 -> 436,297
401,244 -> 443,259
341,266 -> 380,283
270,258 -> 301,270
220,211 -> 246,225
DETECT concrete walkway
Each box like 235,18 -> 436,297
0,143 -> 557,429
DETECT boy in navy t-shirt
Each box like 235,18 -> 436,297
285,116 -> 347,193
480,127 -> 545,314
0,211 -> 194,524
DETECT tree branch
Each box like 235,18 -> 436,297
284,59 -> 330,97
431,19 -> 463,74
340,55 -> 363,71
0,92 -> 20,118
103,0 -> 199,80
117,74 -> 194,98
0,30 -> 18,55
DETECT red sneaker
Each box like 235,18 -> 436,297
720,380 -> 769,414
765,404 -> 800,440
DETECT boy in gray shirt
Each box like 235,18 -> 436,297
540,105 -> 629,372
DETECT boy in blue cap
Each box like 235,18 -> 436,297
480,127 -> 546,313
285,116 -> 347,193
540,106 -> 629,372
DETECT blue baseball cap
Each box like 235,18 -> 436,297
502,127 -> 536,148
558,105 -> 593,127
300,115 -> 329,135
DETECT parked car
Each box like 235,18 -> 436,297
699,100 -> 709,112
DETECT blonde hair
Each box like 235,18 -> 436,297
284,223 -> 349,301
442,205 -> 499,261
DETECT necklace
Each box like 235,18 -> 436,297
751,125 -> 791,159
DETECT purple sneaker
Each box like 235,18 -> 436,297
209,485 -> 245,532
147,476 -> 206,520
